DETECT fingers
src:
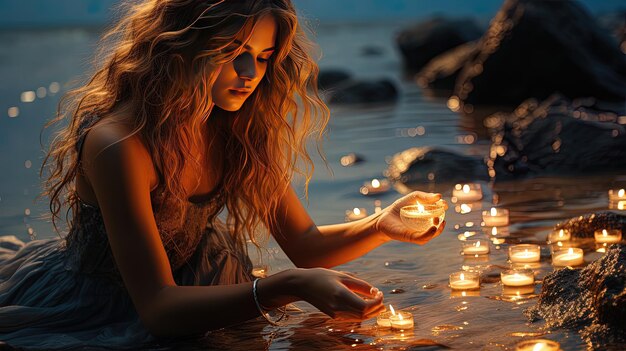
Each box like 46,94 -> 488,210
340,274 -> 378,297
412,220 -> 446,244
406,191 -> 441,205
336,288 -> 384,320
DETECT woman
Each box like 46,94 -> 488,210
0,0 -> 446,349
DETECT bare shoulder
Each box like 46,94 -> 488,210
81,115 -> 157,188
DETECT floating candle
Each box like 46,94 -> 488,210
502,284 -> 535,296
547,229 -> 571,243
509,244 -> 541,263
501,269 -> 534,287
552,247 -> 584,267
608,188 -> 626,202
594,229 -> 622,244
449,271 -> 480,290
452,183 -> 483,203
482,207 -> 510,227
376,305 -> 396,327
360,178 -> 390,196
462,239 -> 490,255
457,230 -> 478,241
400,200 -> 446,234
389,311 -> 414,331
345,207 -> 367,222
515,339 -> 561,351
609,200 -> 626,211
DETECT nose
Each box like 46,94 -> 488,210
233,52 -> 257,81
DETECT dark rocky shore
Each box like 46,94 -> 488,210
525,245 -> 626,348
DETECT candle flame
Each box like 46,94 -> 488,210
475,241 -> 481,248
568,248 -> 574,254
464,231 -> 472,238
533,343 -> 545,351
398,313 -> 404,321
353,208 -> 361,215
417,203 -> 425,213
559,229 -> 564,238
492,227 -> 497,236
460,273 -> 465,281
619,189 -> 625,197
389,304 -> 396,315
603,229 -> 608,237
557,241 -> 563,247
490,207 -> 497,216
462,184 -> 470,193
372,179 -> 380,188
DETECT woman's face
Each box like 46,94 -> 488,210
211,14 -> 277,111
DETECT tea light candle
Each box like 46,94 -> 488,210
376,305 -> 396,327
609,200 -> 626,211
501,269 -> 534,287
462,239 -> 490,255
400,200 -> 446,234
389,311 -> 414,330
345,207 -> 367,222
608,188 -> 625,202
594,229 -> 622,244
502,284 -> 535,296
457,230 -> 478,241
452,183 -> 483,202
509,244 -> 541,263
515,339 -> 561,351
449,271 -> 480,290
360,178 -> 390,196
552,247 -> 584,267
547,229 -> 571,243
482,207 -> 510,227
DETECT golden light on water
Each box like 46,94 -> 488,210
7,107 -> 19,118
36,87 -> 47,98
49,82 -> 60,94
24,160 -> 32,169
447,96 -> 460,112
21,91 -> 36,103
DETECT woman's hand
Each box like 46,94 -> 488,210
374,191 -> 447,245
292,268 -> 384,321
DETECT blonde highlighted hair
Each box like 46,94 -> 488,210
42,0 -> 329,250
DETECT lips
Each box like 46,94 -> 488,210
228,89 -> 251,98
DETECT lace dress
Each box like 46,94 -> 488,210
0,120 -> 254,350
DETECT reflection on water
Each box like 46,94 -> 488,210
1,23 -> 625,350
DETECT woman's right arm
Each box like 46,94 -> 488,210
82,125 -> 383,337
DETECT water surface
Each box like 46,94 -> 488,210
1,22 -> 624,351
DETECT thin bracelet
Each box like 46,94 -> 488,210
252,278 -> 286,326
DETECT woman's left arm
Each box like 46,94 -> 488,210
270,186 -> 446,268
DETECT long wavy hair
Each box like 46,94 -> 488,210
42,0 -> 329,251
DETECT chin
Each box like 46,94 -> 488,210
215,102 -> 243,112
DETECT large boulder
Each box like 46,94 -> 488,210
416,41 -> 480,95
554,212 -> 626,239
488,95 -> 626,179
525,245 -> 626,347
318,69 -> 352,91
385,147 -> 488,186
396,17 -> 482,72
454,0 -> 626,108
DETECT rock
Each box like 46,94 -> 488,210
455,0 -> 626,108
327,79 -> 398,105
360,46 -> 385,57
554,212 -> 626,239
525,245 -> 626,347
488,95 -> 626,179
385,147 -> 488,186
415,41 -> 480,95
318,69 -> 352,91
396,17 -> 482,72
